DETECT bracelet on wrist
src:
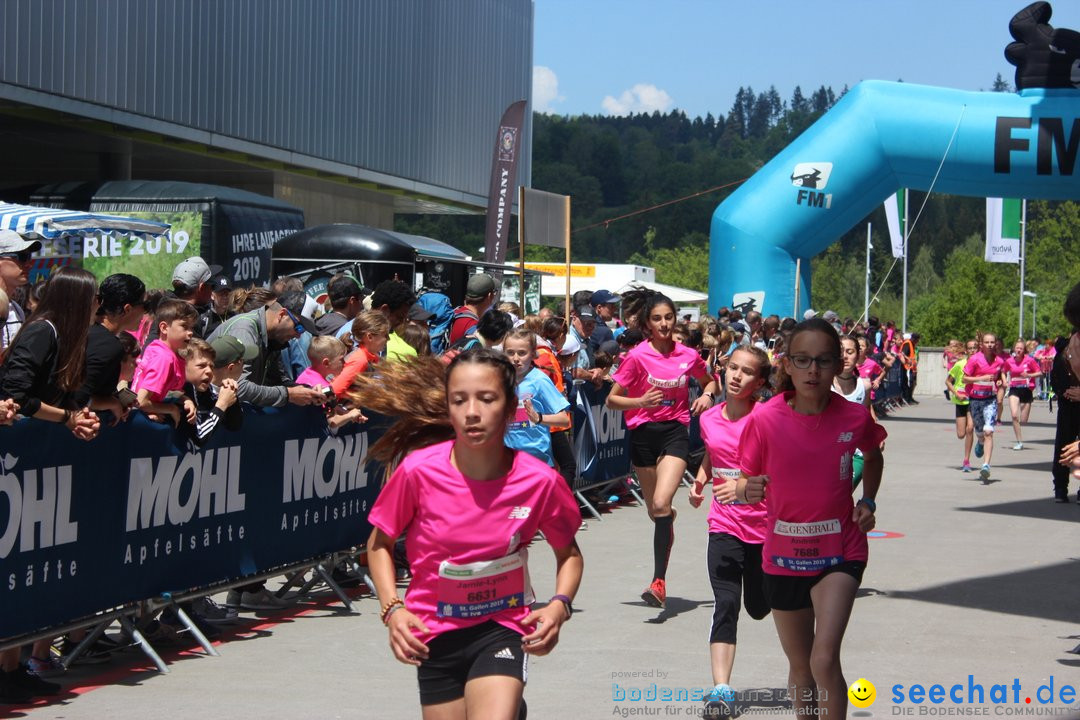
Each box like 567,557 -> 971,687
380,597 -> 404,624
857,497 -> 877,513
550,594 -> 573,619
382,603 -> 404,625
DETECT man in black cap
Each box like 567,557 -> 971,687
0,229 -> 41,350
315,273 -> 366,336
448,273 -> 497,345
197,273 -> 234,338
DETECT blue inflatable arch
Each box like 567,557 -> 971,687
708,80 -> 1080,316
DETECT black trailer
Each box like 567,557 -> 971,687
270,223 -> 543,311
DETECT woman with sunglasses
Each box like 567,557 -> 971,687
736,318 -> 886,720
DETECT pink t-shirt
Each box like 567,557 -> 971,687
698,402 -> 766,544
132,339 -> 186,402
857,358 -> 882,381
611,341 -> 707,428
739,392 -> 887,576
1004,355 -> 1040,388
295,367 -> 329,387
367,440 -> 580,641
963,353 -> 1005,399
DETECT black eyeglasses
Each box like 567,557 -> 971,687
0,250 -> 32,264
788,354 -> 838,370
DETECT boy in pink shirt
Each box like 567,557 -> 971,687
132,298 -> 197,425
295,335 -> 365,429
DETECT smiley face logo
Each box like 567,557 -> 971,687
848,678 -> 876,708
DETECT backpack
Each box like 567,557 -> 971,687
439,335 -> 481,365
442,307 -> 479,350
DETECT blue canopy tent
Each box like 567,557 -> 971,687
0,202 -> 169,239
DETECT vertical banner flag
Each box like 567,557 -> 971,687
483,100 -> 528,267
884,189 -> 906,259
985,198 -> 1022,264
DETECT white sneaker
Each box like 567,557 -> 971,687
240,589 -> 292,611
1012,442 -> 1023,450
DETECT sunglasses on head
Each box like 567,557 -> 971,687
0,250 -> 32,264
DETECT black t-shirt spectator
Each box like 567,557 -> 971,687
81,323 -> 123,398
0,320 -> 88,415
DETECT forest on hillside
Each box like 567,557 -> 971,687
397,75 -> 1080,344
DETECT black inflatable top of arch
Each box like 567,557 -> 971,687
1005,1 -> 1080,90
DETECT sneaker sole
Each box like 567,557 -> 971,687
640,590 -> 665,609
979,469 -> 990,481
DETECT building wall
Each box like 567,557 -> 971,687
0,0 -> 532,204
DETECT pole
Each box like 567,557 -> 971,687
864,222 -> 872,322
1032,294 -> 1037,339
564,195 -> 571,322
793,258 -> 801,318
518,187 -> 526,312
1018,199 -> 1027,340
901,190 -> 909,333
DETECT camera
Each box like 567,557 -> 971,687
320,385 -> 338,408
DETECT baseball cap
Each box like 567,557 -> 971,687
559,334 -> 582,356
408,303 -> 435,322
591,289 -> 621,306
465,273 -> 497,299
210,273 -> 233,292
172,257 -> 222,287
0,230 -> 41,256
803,309 -> 817,320
575,305 -> 596,322
210,335 -> 258,367
822,310 -> 839,322
277,291 -> 318,334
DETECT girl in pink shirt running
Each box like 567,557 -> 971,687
606,287 -> 719,609
736,318 -> 886,720
1004,339 -> 1042,450
688,345 -> 771,715
358,350 -> 583,720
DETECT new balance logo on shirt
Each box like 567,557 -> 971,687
494,647 -> 515,660
837,432 -> 853,443
508,506 -> 531,519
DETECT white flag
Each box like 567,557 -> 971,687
883,189 -> 906,259
985,198 -> 1022,264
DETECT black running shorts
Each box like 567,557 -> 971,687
417,621 -> 527,705
629,420 -> 689,467
762,561 -> 866,612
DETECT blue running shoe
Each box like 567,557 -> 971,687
974,441 -> 984,458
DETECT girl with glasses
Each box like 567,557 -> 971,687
736,318 -> 886,719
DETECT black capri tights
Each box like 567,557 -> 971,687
707,532 -> 770,645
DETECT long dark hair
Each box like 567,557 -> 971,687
347,348 -> 516,467
5,266 -> 98,391
620,285 -> 675,338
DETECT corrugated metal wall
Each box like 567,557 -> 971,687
0,0 -> 532,198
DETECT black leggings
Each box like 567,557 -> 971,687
550,431 -> 577,490
707,533 -> 770,645
1052,397 -> 1080,498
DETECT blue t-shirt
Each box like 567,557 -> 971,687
505,367 -> 571,465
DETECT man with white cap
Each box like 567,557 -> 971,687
0,229 -> 41,350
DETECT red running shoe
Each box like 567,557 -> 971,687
641,578 -> 666,608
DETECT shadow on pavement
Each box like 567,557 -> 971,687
890,560 -> 1080,623
956,497 -> 1079,523
635,596 -> 713,624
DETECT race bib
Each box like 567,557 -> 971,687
647,374 -> 686,406
968,386 -> 994,399
509,395 -> 534,430
436,551 -> 530,618
771,518 -> 843,572
711,467 -> 743,505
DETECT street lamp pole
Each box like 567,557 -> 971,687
1023,290 -> 1037,340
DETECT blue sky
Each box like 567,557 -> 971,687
532,1 -> 1080,118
